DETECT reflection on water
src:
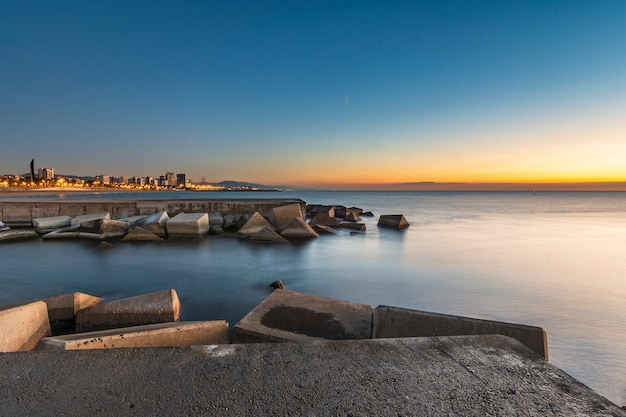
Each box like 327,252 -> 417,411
1,191 -> 625,405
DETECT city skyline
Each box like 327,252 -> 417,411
1,1 -> 625,190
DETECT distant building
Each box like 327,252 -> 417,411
38,167 -> 54,180
159,175 -> 166,186
95,175 -> 110,184
176,173 -> 186,188
119,176 -> 129,185
166,172 -> 175,187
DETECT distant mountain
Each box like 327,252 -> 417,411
214,180 -> 290,191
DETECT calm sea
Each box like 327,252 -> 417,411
1,190 -> 625,405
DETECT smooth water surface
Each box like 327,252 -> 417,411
1,191 -> 625,405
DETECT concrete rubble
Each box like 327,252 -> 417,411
237,212 -> 276,236
279,217 -> 319,239
131,210 -> 169,237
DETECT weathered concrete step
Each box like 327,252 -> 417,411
0,336 -> 622,416
75,289 -> 180,332
39,321 -> 228,350
0,302 -> 51,352
232,289 -> 373,343
373,305 -> 549,360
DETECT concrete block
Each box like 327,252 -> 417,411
39,321 -> 228,350
308,213 -> 341,227
372,305 -> 548,360
71,212 -> 110,226
0,302 -> 51,352
334,206 -> 347,218
308,205 -> 336,218
0,229 -> 38,242
121,227 -> 164,242
311,224 -> 336,234
0,204 -> 32,227
345,211 -> 361,222
238,212 -> 276,236
280,217 -> 319,239
42,225 -> 80,240
0,220 -> 9,232
32,216 -> 72,233
232,290 -> 373,343
118,214 -> 147,226
268,203 -> 303,232
208,212 -> 224,228
248,227 -> 289,243
1,292 -> 102,323
339,222 -> 366,231
167,213 -> 209,237
132,211 -> 169,237
79,218 -> 130,239
223,213 -> 237,229
75,289 -> 181,332
378,214 -> 410,229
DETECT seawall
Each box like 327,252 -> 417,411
0,198 -> 306,227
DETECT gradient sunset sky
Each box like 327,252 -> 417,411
1,1 -> 625,189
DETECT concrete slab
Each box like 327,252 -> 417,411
42,224 -> 80,239
378,214 -> 410,229
373,305 -> 549,360
339,222 -> 366,231
312,224 -> 336,234
344,211 -> 361,222
39,321 -> 228,350
0,336 -> 622,416
280,217 -> 319,239
308,204 -> 336,218
132,211 -> 169,237
79,218 -> 130,239
0,301 -> 51,352
268,203 -> 303,232
247,227 -> 289,244
121,227 -> 164,242
75,289 -> 180,332
71,212 -> 110,226
167,213 -> 209,237
308,212 -> 341,227
231,289 -> 373,343
32,215 -> 72,233
237,212 -> 276,236
0,229 -> 38,242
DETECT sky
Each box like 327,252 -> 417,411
1,1 -> 625,190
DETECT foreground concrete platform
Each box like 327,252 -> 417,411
0,335 -> 622,416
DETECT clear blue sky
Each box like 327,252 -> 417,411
1,1 -> 625,188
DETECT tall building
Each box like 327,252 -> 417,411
38,167 -> 55,180
176,173 -> 186,188
119,176 -> 129,185
165,172 -> 175,187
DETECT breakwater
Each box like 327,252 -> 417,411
0,198 -> 306,227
